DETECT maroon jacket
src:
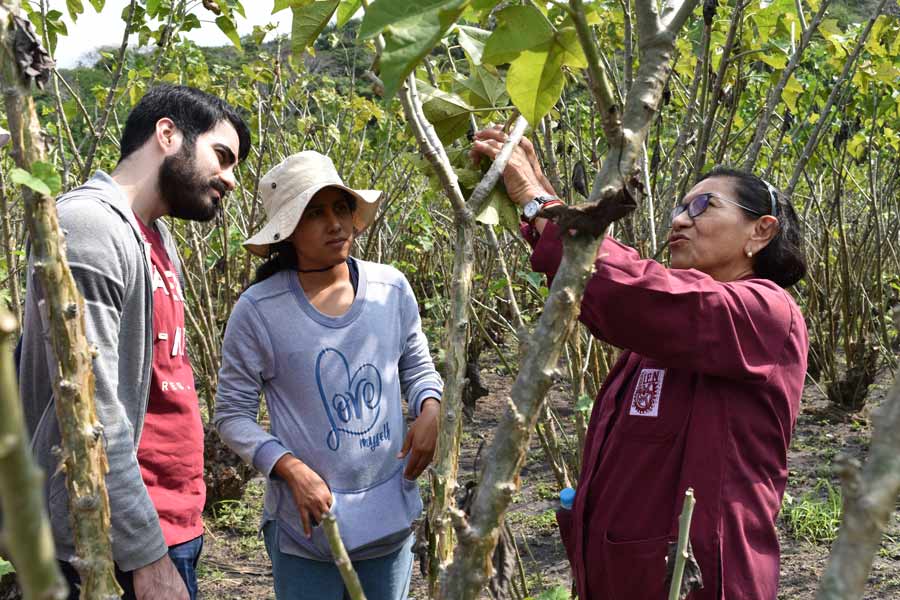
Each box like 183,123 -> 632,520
526,223 -> 807,599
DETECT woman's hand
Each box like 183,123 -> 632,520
398,398 -> 440,479
273,454 -> 333,537
470,127 -> 557,206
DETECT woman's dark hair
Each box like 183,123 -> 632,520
252,241 -> 299,285
250,190 -> 358,285
119,84 -> 251,163
698,167 -> 807,288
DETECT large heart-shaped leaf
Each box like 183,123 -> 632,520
291,0 -> 340,57
507,42 -> 566,127
482,5 -> 553,65
360,0 -> 469,98
455,65 -> 507,109
216,15 -> 242,49
418,80 -> 475,144
337,0 -> 363,26
456,24 -> 490,66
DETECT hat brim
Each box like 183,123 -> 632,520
243,183 -> 383,257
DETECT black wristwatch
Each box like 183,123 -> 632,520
523,194 -> 562,221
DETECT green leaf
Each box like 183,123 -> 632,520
360,0 -> 469,98
475,187 -> 519,232
482,5 -> 553,65
575,394 -> 593,413
0,559 -> 14,577
758,52 -> 787,70
456,24 -> 490,66
10,162 -> 61,197
66,0 -> 84,22
216,15 -> 242,49
146,0 -> 161,17
182,13 -> 201,31
507,42 -> 566,127
556,27 -> 586,69
818,19 -> 848,57
456,64 -> 507,108
337,0 -> 362,26
274,0 -> 308,13
290,0 -> 340,57
846,131 -> 867,161
530,585 -> 572,600
418,80 -> 474,144
781,73 -> 803,113
88,0 -> 105,11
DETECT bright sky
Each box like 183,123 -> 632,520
48,0 -> 294,68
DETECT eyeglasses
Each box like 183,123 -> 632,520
670,192 -> 766,225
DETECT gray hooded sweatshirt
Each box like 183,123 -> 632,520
214,263 -> 443,561
20,171 -> 181,571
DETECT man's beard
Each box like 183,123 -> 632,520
158,142 -> 225,222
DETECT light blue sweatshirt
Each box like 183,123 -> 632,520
214,259 -> 443,560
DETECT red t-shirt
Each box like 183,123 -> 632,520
136,218 -> 205,546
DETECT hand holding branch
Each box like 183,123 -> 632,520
274,454 -> 333,537
470,127 -> 557,207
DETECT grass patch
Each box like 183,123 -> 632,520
534,482 -> 559,501
781,479 -> 842,545
507,509 -> 558,535
526,585 -> 571,600
208,480 -> 264,536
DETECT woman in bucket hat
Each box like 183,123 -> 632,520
214,151 -> 443,599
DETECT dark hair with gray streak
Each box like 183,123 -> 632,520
698,167 -> 807,288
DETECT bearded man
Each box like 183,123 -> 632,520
19,84 -> 250,600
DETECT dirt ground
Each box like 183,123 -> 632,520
4,363 -> 894,599
198,365 -> 900,600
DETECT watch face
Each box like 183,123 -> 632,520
524,201 -> 539,219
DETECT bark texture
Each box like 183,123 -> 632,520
815,310 -> 900,600
323,513 -> 367,600
436,0 -> 699,597
1,2 -> 120,597
0,307 -> 66,600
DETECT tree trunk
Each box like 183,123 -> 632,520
816,311 -> 900,599
436,0 -> 699,596
0,306 -> 66,599
0,3 -> 120,597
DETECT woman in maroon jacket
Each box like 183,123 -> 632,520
472,129 -> 808,600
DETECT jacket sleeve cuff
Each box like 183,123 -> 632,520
252,439 -> 292,478
412,388 -> 442,418
115,529 -> 168,572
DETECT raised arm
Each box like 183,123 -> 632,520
528,222 -> 797,381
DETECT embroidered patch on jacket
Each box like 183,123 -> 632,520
630,368 -> 665,417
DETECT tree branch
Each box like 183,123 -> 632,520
786,0 -> 889,196
468,115 -> 528,217
570,0 -> 623,144
436,2 -> 699,598
0,4 -> 120,596
323,513 -> 367,600
816,310 -> 900,599
743,0 -> 831,171
662,0 -> 699,32
81,0 -> 138,177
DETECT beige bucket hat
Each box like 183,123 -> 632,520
244,151 -> 383,257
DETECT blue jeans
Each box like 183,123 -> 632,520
263,521 -> 414,600
61,535 -> 203,600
